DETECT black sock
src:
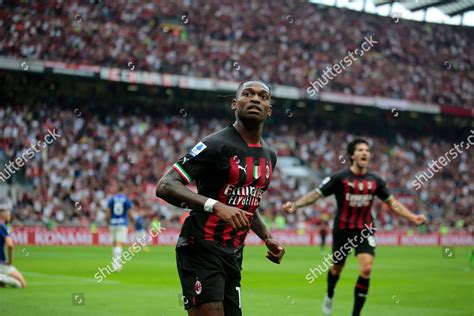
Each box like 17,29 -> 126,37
353,276 -> 370,316
327,270 -> 340,298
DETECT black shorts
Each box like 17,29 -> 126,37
176,239 -> 243,316
332,229 -> 376,265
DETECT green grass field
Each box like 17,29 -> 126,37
0,246 -> 472,316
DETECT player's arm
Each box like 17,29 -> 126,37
386,197 -> 426,225
105,207 -> 111,224
5,235 -> 14,265
250,209 -> 285,264
128,209 -> 135,228
156,169 -> 251,230
283,189 -> 323,213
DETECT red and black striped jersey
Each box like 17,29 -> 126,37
316,169 -> 392,230
172,125 -> 277,249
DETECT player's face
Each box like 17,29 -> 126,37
351,143 -> 371,168
0,210 -> 10,222
232,83 -> 272,122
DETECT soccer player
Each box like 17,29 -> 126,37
0,201 -> 27,288
283,138 -> 426,316
156,80 -> 285,316
105,185 -> 134,271
132,208 -> 150,253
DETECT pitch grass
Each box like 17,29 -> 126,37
0,246 -> 472,315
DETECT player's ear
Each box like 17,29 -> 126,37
231,98 -> 238,111
267,104 -> 272,117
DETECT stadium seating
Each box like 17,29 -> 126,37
0,105 -> 471,232
0,0 -> 472,109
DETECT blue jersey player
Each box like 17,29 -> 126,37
0,200 -> 26,288
105,185 -> 133,271
132,208 -> 150,253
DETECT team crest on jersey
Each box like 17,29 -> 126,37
265,163 -> 270,179
189,142 -> 207,157
195,280 -> 202,295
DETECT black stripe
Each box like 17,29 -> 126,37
213,219 -> 226,244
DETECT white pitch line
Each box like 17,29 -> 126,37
23,272 -> 120,284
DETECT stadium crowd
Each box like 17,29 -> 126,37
0,105 -> 472,232
0,0 -> 472,109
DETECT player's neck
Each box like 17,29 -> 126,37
350,165 -> 367,175
233,121 -> 262,145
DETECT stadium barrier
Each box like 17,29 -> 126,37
9,227 -> 473,246
2,56 -> 472,117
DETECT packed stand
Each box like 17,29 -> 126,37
0,0 -> 472,109
0,106 -> 472,233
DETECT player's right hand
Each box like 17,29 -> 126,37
213,202 -> 252,231
282,201 -> 296,213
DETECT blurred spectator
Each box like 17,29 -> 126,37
0,105 -> 472,233
0,0 -> 472,109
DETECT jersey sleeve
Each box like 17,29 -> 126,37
375,177 -> 393,202
316,174 -> 338,197
172,139 -> 218,184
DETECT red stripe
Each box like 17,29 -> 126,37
229,157 -> 255,248
204,214 -> 220,241
228,156 -> 240,184
339,179 -> 351,229
366,180 -> 377,226
348,179 -> 360,229
233,230 -> 246,248
357,179 -> 369,229
221,225 -> 233,246
356,284 -> 368,290
247,143 -> 262,148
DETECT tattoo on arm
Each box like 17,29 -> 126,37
295,190 -> 322,208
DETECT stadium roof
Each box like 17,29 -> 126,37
374,0 -> 474,17
310,0 -> 474,26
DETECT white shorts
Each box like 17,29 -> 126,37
134,231 -> 146,243
109,226 -> 128,243
0,263 -> 17,275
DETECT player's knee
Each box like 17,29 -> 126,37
360,264 -> 372,277
331,264 -> 343,275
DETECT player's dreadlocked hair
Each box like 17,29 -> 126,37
235,79 -> 272,97
347,138 -> 370,164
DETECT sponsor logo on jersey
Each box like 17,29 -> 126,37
345,193 -> 374,207
223,184 -> 265,207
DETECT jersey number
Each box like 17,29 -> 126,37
236,286 -> 241,308
113,203 -> 124,216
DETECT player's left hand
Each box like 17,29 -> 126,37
265,238 -> 285,264
412,214 -> 427,225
